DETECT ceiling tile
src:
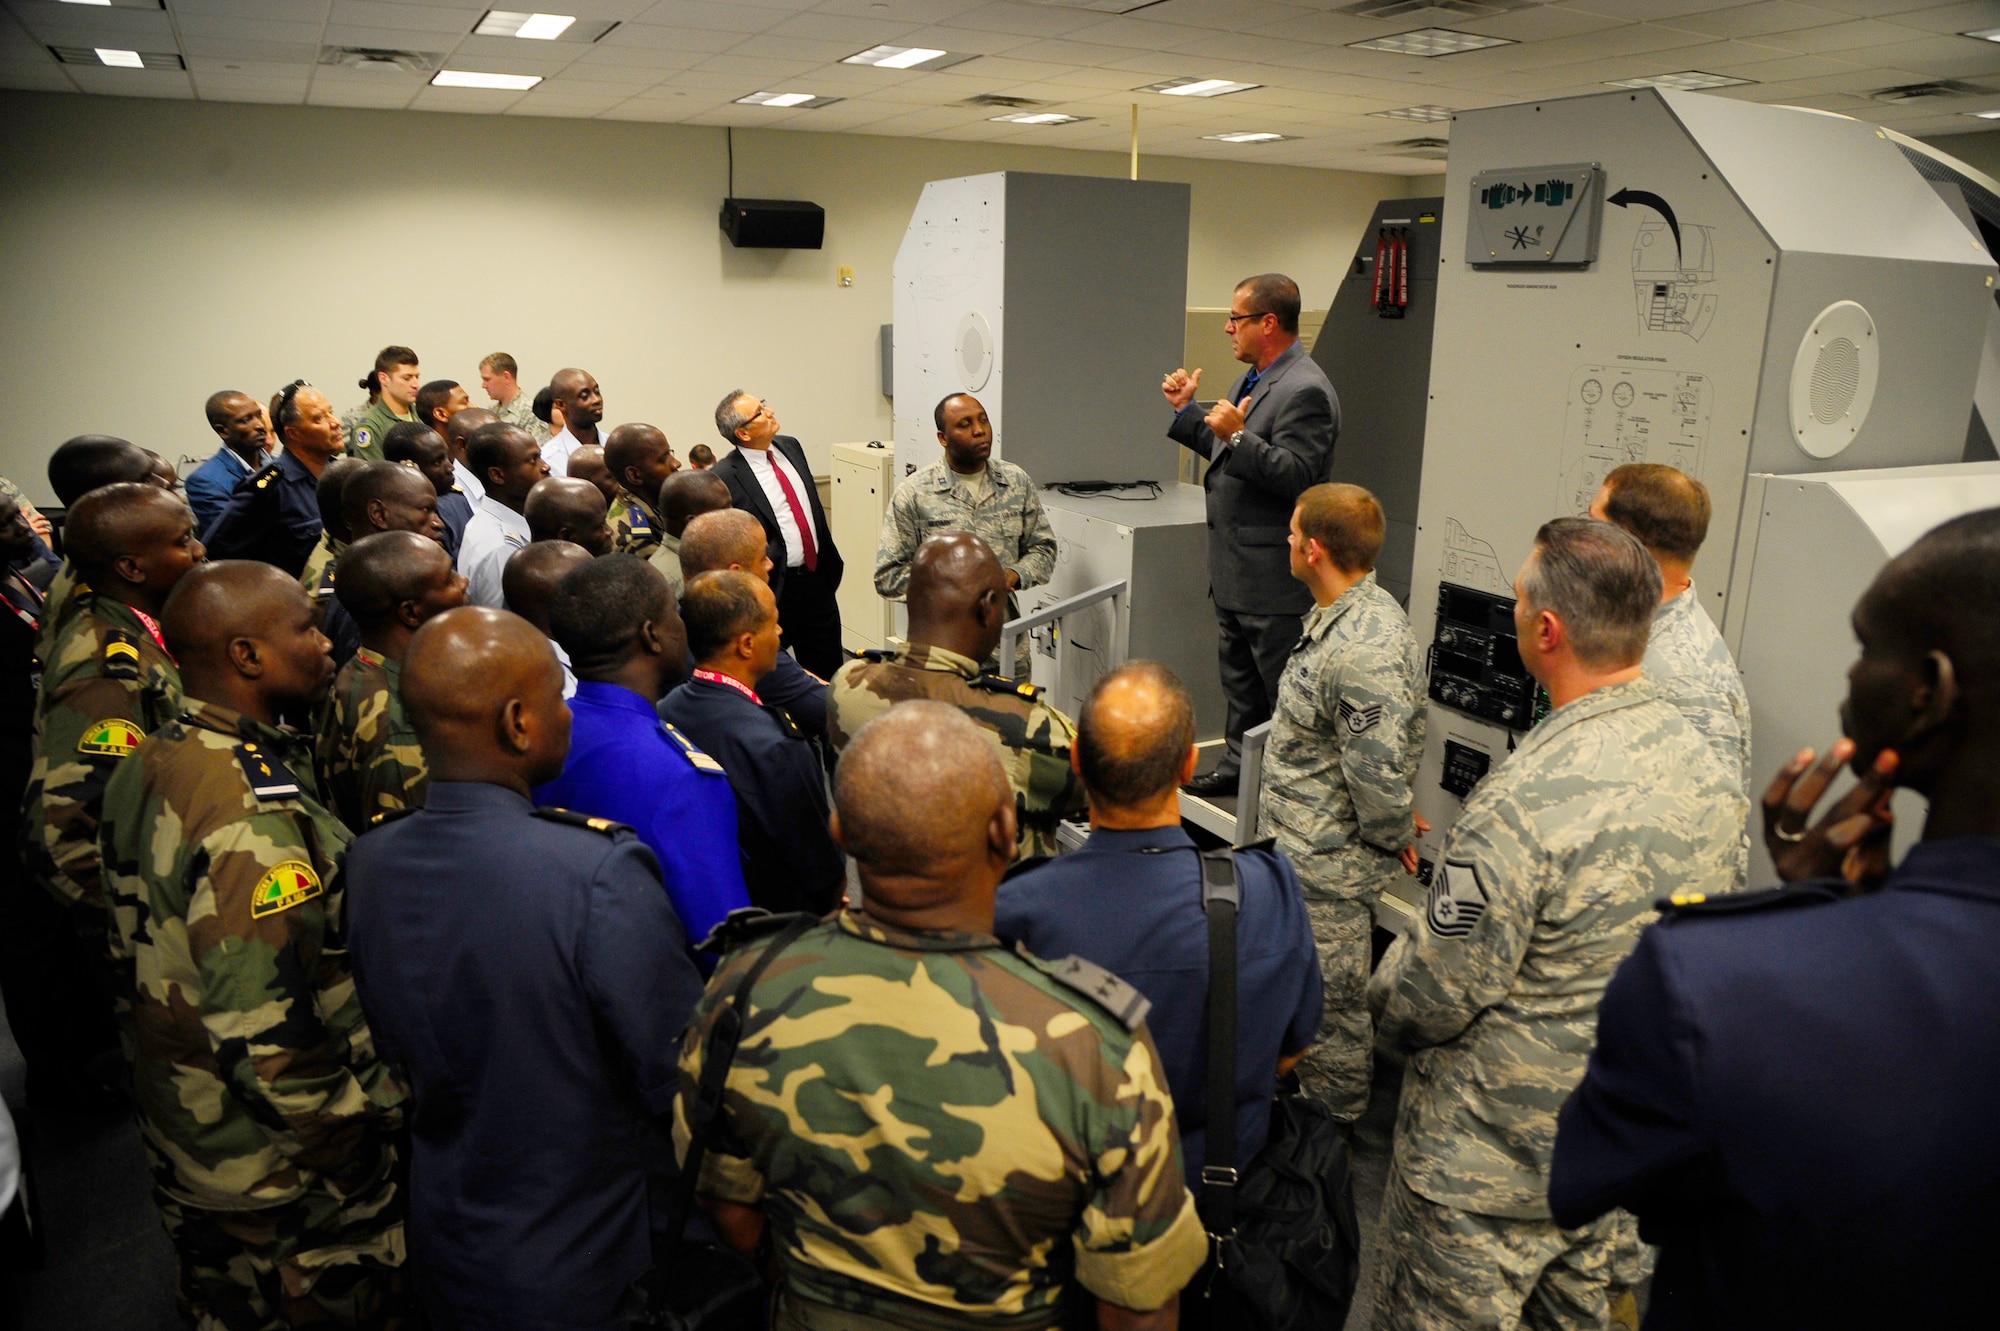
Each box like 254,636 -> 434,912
1758,17 -> 1932,51
62,66 -> 194,97
1139,0 -> 1316,34
719,32 -> 859,61
170,0 -> 331,17
635,1 -> 792,33
1664,1 -> 1849,39
599,24 -> 742,53
327,1 -> 481,33
937,3 -> 1115,38
764,11 -> 918,45
1863,0 -> 2000,32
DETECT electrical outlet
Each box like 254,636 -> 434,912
837,265 -> 854,288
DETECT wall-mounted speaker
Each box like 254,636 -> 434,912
720,197 -> 825,249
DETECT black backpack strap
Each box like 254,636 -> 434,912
652,913 -> 816,1301
1200,847 -> 1242,1247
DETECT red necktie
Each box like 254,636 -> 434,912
768,454 -> 818,572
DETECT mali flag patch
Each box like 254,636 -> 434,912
77,718 -> 145,758
250,860 -> 323,919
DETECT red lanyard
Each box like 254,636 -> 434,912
131,607 -> 172,660
692,668 -> 760,706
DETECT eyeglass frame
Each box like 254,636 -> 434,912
1223,309 -> 1274,328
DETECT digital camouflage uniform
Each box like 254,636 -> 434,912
1367,677 -> 1743,1331
607,487 -> 662,561
20,586 -> 182,917
677,910 -> 1207,1330
826,642 -> 1085,862
98,698 -> 409,1330
492,391 -> 547,442
1257,571 -> 1424,1123
349,398 -> 413,464
298,533 -> 346,629
313,649 -> 426,833
873,459 -> 1057,681
649,534 -> 684,601
1644,582 -> 1751,890
338,403 -> 372,458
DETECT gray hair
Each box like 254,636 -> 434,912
1519,517 -> 1661,669
713,388 -> 753,442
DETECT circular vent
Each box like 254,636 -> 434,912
956,310 -> 994,392
1789,301 -> 1879,460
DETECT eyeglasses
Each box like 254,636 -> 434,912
1224,310 -> 1271,328
275,378 -> 308,429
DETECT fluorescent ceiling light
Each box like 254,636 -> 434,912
735,91 -> 840,108
431,69 -> 541,89
846,44 -> 947,68
96,48 -> 145,67
1349,28 -> 1513,56
1372,104 -> 1454,122
992,112 -> 1085,124
475,12 -> 576,40
1963,26 -> 2000,42
1607,70 -> 1753,91
1136,76 -> 1260,98
1967,109 -> 2000,118
63,1 -> 114,6
1204,132 -> 1293,143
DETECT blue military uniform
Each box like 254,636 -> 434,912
995,826 -> 1322,1190
437,487 -> 473,559
344,781 -> 704,1331
183,444 -> 259,534
201,447 -> 323,578
1550,838 -> 2000,1329
536,681 -> 751,953
657,674 -> 844,916
673,651 -> 827,740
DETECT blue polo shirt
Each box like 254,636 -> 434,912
534,681 -> 750,953
995,825 -> 1321,1190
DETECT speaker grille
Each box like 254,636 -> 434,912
1810,337 -> 1861,425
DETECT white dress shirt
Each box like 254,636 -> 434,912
740,444 -> 813,569
541,422 -> 606,472
458,495 -> 532,608
453,458 -> 486,503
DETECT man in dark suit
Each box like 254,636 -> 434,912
1163,273 -> 1338,796
1549,507 -> 2000,1329
710,390 -> 844,679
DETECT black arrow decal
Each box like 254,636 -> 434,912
1609,188 -> 1681,264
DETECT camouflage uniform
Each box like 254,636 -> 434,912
20,586 -> 182,916
649,534 -> 684,601
313,648 -> 426,833
677,910 -> 1207,1328
98,698 -> 409,1329
826,642 -> 1085,862
349,398 -> 413,463
607,487 -> 662,561
1645,581 -> 1751,888
32,560 -> 81,665
338,402 -> 371,457
873,459 -> 1057,681
492,390 -> 547,442
299,532 -> 346,628
1256,571 -> 1424,1122
1367,677 -> 1743,1331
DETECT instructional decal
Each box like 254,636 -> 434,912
1632,222 -> 1716,341
1559,366 -> 1711,514
1440,519 -> 1510,595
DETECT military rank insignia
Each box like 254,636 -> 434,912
1427,858 -> 1488,939
234,743 -> 302,801
102,630 -> 142,680
661,722 -> 727,773
77,717 -> 144,757
250,860 -> 323,918
1338,698 -> 1383,735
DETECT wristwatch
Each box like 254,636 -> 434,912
1227,430 -> 1246,448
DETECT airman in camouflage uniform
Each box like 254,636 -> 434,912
299,531 -> 346,621
314,647 -> 425,832
874,397 -> 1056,680
608,489 -> 663,560
493,388 -> 547,442
338,400 -> 372,458
1259,568 -> 1424,1123
1368,673 -> 1742,1331
98,561 -> 408,1329
828,641 -> 1085,861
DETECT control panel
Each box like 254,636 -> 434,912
1427,582 -> 1550,730
1440,739 -> 1492,798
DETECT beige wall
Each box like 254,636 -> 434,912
1920,131 -> 2000,184
0,90 -> 1415,503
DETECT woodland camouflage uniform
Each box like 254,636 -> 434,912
313,648 -> 426,832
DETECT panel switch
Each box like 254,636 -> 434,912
1441,740 -> 1491,798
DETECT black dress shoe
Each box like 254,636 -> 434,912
1182,770 -> 1239,797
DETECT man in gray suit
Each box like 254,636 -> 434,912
1164,272 -> 1339,796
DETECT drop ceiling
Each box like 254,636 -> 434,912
2,0 -> 1998,173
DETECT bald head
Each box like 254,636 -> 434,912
403,606 -> 571,789
833,701 -> 1013,905
334,530 -> 457,632
48,436 -> 153,507
444,406 -> 497,461
161,560 -> 330,717
550,368 -> 601,430
504,540 -> 594,634
524,476 -> 611,554
567,444 -> 618,505
661,470 -> 731,539
605,423 -> 671,483
1076,662 -> 1196,810
341,461 -> 435,536
164,561 -> 299,664
315,455 -> 368,541
906,531 -> 1009,661
64,481 -> 198,589
679,509 -> 769,581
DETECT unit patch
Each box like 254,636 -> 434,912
1338,698 -> 1383,735
1427,858 -> 1488,938
78,717 -> 145,758
354,426 -> 373,452
250,860 -> 323,918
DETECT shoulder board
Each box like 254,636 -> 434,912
315,566 -> 337,597
1002,854 -> 1052,883
363,807 -> 418,832
860,648 -> 897,663
450,484 -> 465,496
1023,948 -> 1153,1033
696,906 -> 816,956
767,705 -> 804,739
660,721 -> 727,774
1655,882 -> 1842,920
532,806 -> 634,836
627,508 -> 653,532
971,674 -> 1043,702
102,628 -> 142,680
234,742 -> 302,802
252,463 -> 282,490
1233,836 -> 1277,854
